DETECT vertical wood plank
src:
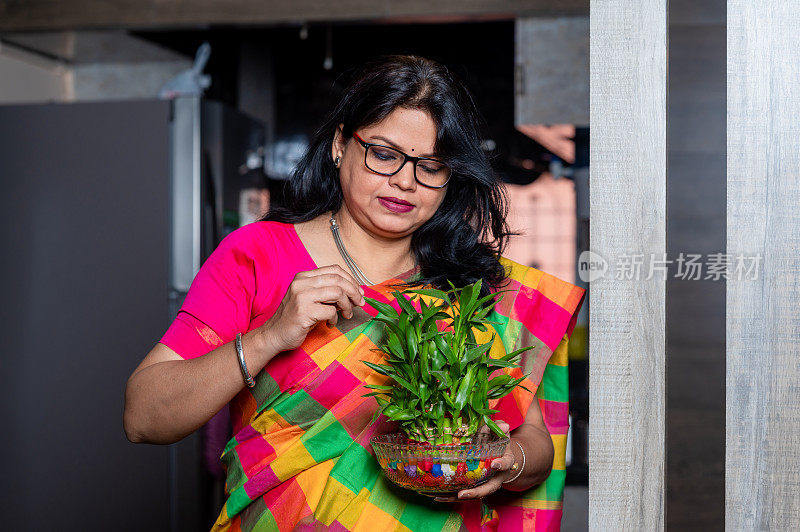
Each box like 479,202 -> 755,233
589,1 -> 666,529
727,1 -> 800,529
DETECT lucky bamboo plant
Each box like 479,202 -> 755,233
363,279 -> 532,444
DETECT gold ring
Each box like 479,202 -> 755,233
511,462 -> 519,471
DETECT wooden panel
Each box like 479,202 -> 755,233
727,1 -> 800,529
589,1 -> 666,530
0,0 -> 587,31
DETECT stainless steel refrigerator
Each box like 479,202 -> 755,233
0,96 -> 266,531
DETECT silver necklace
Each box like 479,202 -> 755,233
329,214 -> 374,286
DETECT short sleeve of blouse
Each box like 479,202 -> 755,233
159,225 -> 262,359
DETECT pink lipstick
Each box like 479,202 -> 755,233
378,197 -> 414,213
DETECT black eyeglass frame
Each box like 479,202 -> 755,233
351,132 -> 452,189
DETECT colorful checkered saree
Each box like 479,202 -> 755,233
160,222 -> 584,531
207,260 -> 583,531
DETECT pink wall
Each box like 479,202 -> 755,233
502,172 -> 577,283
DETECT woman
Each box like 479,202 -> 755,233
124,55 -> 585,531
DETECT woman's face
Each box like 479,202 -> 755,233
331,107 -> 448,240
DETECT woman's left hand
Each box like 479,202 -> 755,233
432,420 -> 516,503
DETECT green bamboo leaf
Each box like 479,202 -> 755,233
433,333 -> 457,366
478,366 -> 488,403
474,301 -> 496,317
422,310 -> 450,327
425,320 -> 439,336
501,345 -> 535,361
364,384 -> 395,391
424,316 -> 452,334
510,376 -> 532,394
372,315 -> 403,338
398,312 -> 410,340
453,365 -> 477,411
482,414 -> 507,439
488,374 -> 513,389
388,408 -> 417,421
487,386 -> 513,400
362,360 -> 395,378
467,409 -> 480,435
394,293 -> 418,318
487,379 -> 529,399
474,290 -> 501,311
365,297 -> 399,319
461,337 -> 495,365
391,374 -> 420,398
443,392 -> 456,410
429,341 -> 446,371
363,391 -> 390,397
405,326 -> 419,362
403,288 -> 453,306
385,335 -> 406,361
383,404 -> 401,417
371,313 -> 398,325
486,358 -> 522,370
462,278 -> 482,317
430,369 -> 450,388
458,282 -> 474,315
419,380 -> 430,404
419,339 -> 431,384
470,388 -> 486,411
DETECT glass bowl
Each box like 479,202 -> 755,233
371,432 -> 509,496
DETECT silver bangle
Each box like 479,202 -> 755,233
502,439 -> 526,484
235,332 -> 256,388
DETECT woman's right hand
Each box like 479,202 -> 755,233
260,265 -> 367,353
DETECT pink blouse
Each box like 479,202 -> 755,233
159,221 -> 316,359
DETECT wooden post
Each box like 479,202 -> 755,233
589,0 -> 666,529
727,1 -> 800,529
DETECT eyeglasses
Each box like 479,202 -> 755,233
351,132 -> 452,189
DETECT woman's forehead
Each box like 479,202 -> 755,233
360,108 -> 437,155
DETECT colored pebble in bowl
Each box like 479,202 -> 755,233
431,464 -> 442,477
440,464 -> 454,478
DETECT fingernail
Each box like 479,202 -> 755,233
359,287 -> 365,295
491,461 -> 500,469
458,492 -> 467,499
434,497 -> 446,502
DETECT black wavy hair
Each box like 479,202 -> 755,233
263,54 -> 514,297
